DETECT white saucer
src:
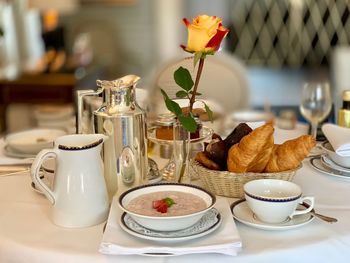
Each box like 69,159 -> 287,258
310,156 -> 350,180
5,128 -> 65,154
119,208 -> 221,242
231,199 -> 314,231
321,154 -> 350,173
308,144 -> 325,158
3,145 -> 36,159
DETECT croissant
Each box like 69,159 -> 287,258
264,135 -> 316,172
227,123 -> 274,173
247,134 -> 274,172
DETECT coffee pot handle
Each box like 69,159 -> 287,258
76,89 -> 103,134
31,149 -> 58,205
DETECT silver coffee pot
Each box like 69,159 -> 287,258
77,75 -> 148,200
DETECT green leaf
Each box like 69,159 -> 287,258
161,89 -> 182,115
160,89 -> 170,100
163,197 -> 176,207
204,103 -> 213,123
174,67 -> 194,91
167,100 -> 182,116
176,90 -> 188,98
194,52 -> 202,68
178,115 -> 197,133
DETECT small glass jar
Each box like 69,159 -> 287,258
155,113 -> 176,140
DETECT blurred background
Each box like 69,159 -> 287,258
0,0 -> 349,133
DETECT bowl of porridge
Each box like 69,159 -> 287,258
118,183 -> 216,231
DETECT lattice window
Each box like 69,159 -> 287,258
229,0 -> 350,67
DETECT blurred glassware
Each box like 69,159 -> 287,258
299,82 -> 332,138
277,109 -> 297,130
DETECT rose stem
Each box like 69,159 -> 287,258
189,57 -> 205,114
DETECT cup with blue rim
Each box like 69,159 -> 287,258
244,179 -> 314,224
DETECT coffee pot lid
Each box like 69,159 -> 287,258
96,75 -> 140,91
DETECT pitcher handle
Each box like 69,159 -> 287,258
31,149 -> 58,205
76,89 -> 103,134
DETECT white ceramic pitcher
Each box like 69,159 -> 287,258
31,134 -> 109,228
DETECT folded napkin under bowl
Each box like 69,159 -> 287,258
100,196 -> 242,256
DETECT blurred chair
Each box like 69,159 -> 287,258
147,52 -> 250,119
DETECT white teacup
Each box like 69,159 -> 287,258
244,179 -> 314,224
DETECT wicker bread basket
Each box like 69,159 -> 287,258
191,160 -> 300,198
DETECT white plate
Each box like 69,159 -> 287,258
308,144 -> 325,158
230,110 -> 273,123
3,145 -> 36,159
223,110 -> 274,134
310,156 -> 350,179
321,154 -> 350,173
231,199 -> 314,231
5,128 -> 66,154
119,208 -> 221,242
33,105 -> 74,121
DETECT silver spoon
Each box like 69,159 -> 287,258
302,202 -> 338,223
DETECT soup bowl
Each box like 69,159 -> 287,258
321,141 -> 350,168
118,183 -> 216,231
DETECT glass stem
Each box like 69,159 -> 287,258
310,122 -> 318,139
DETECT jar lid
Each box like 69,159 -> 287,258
342,90 -> 350,101
156,113 -> 176,126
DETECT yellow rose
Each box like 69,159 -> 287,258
182,15 -> 229,54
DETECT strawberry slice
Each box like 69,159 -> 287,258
152,200 -> 164,209
157,202 -> 168,213
152,197 -> 175,214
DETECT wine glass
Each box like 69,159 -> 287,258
299,82 -> 332,139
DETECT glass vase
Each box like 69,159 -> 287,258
173,121 -> 192,183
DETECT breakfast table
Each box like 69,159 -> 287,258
1,124 -> 350,263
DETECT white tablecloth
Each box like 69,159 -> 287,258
1,126 -> 350,263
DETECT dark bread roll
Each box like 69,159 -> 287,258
195,123 -> 253,172
224,123 -> 253,149
205,139 -> 227,170
195,151 -> 221,170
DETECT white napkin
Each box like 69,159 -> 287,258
322,123 -> 350,156
99,197 -> 242,256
